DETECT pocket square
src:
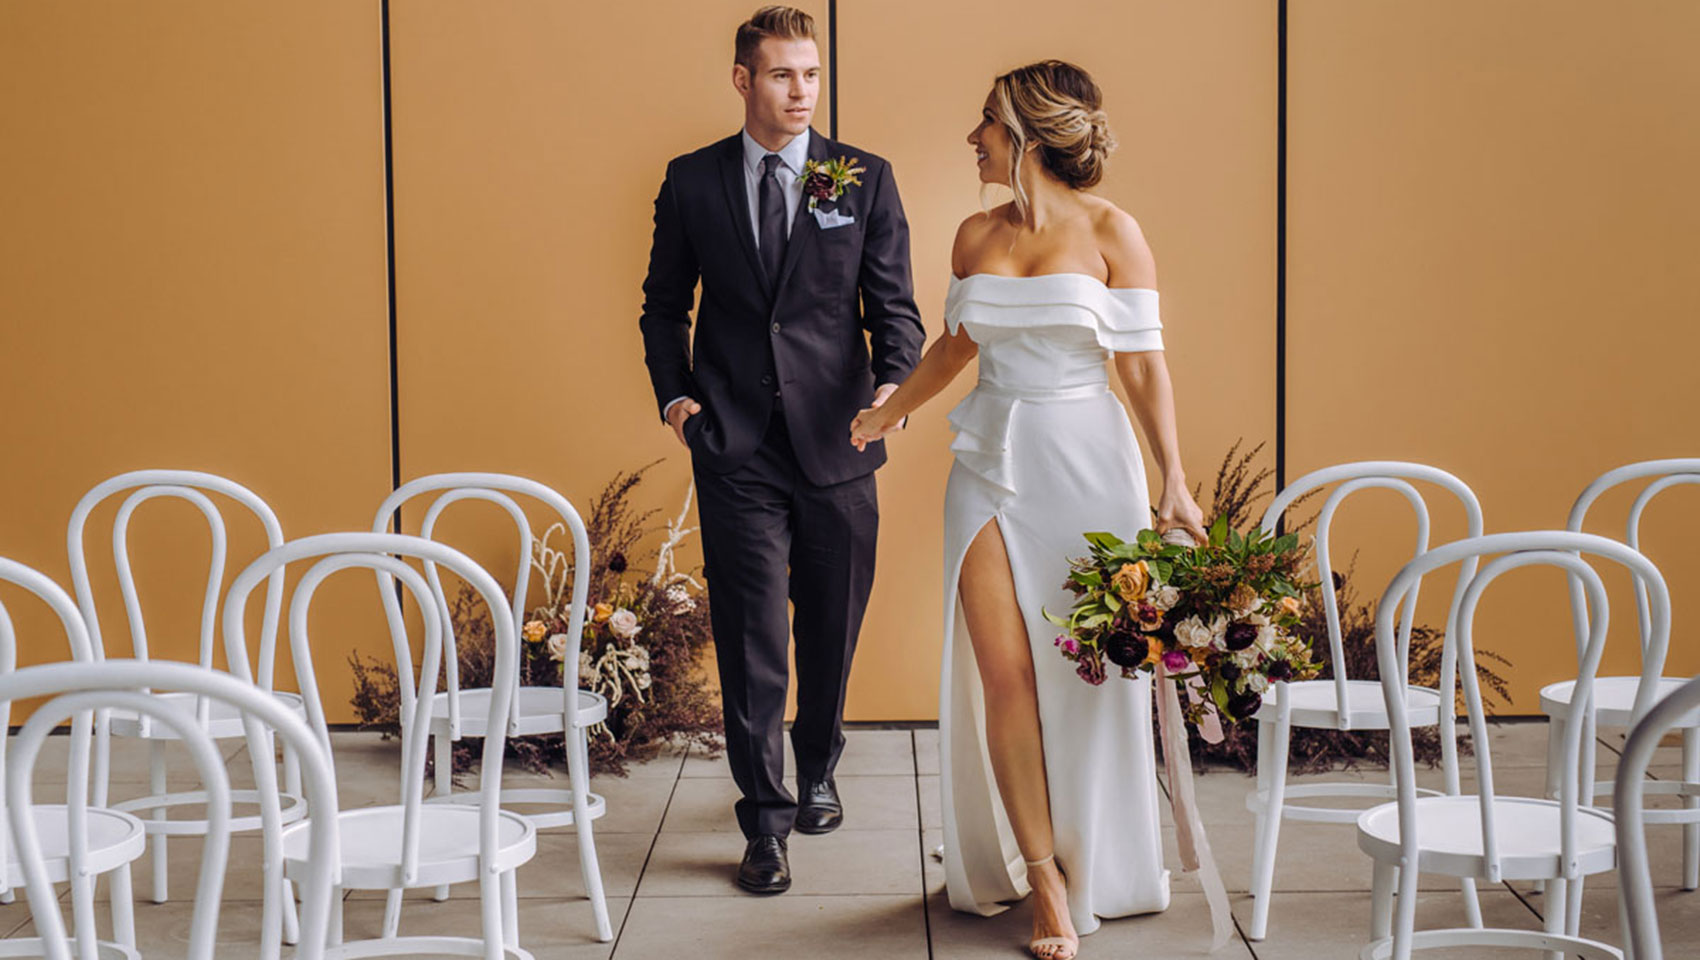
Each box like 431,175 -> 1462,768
811,207 -> 856,230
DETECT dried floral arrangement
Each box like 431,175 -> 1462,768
347,464 -> 722,777
1185,442 -> 1513,774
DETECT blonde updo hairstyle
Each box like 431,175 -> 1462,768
988,60 -> 1116,224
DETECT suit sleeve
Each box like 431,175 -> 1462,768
856,160 -> 926,387
639,162 -> 701,422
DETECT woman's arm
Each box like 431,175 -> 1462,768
850,327 -> 976,450
1102,206 -> 1207,541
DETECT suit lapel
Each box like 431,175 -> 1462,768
718,136 -> 769,296
771,129 -> 831,300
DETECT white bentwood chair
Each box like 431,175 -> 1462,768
1543,459 -> 1700,893
1356,531 -> 1669,960
0,557 -> 145,954
1617,672 -> 1700,960
0,659 -> 338,960
65,470 -> 305,913
372,474 -> 609,941
223,532 -> 536,960
1246,462 -> 1484,940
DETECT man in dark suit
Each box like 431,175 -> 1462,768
639,5 -> 924,894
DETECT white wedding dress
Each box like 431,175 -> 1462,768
938,272 -> 1171,934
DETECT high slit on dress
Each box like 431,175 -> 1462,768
938,272 -> 1171,934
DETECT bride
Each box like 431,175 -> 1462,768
850,60 -> 1206,960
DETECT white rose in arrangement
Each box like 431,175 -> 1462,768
1233,644 -> 1264,669
1149,585 -> 1182,612
1255,621 -> 1279,653
608,608 -> 643,640
1175,615 -> 1212,649
1245,673 -> 1270,694
1207,614 -> 1231,652
546,633 -> 571,662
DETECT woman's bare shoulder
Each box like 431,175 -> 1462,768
1089,200 -> 1156,288
951,206 -> 1013,276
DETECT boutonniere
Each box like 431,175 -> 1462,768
802,156 -> 866,211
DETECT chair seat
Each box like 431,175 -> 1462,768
1254,680 -> 1443,729
7,805 -> 146,882
1539,675 -> 1700,727
1356,795 -> 1616,880
280,804 -> 535,891
429,685 -> 609,738
107,689 -> 306,739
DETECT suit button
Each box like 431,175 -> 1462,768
771,322 -> 781,334
761,374 -> 774,386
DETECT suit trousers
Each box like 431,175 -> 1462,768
692,399 -> 879,838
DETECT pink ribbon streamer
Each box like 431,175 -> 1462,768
1157,662 -> 1233,951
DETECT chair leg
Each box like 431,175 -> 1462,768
71,873 -> 98,960
150,739 -> 168,904
569,729 -> 613,942
433,732 -> 452,903
501,869 -> 520,947
109,863 -> 136,948
1565,874 -> 1584,939
382,887 -> 403,939
1248,715 -> 1290,941
480,869 -> 505,960
1459,877 -> 1483,928
0,889 -> 11,905
330,884 -> 344,947
1683,728 -> 1699,891
1542,877 -> 1567,960
1391,848 -> 1420,960
1370,860 -> 1396,940
281,877 -> 300,946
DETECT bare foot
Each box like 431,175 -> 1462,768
1027,857 -> 1079,960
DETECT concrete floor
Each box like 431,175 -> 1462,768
6,720 -> 1695,958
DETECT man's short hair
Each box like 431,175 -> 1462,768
735,6 -> 817,72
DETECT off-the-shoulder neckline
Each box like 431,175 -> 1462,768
949,272 -> 1156,293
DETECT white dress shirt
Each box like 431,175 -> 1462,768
665,127 -> 901,429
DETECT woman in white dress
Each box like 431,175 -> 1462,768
850,61 -> 1206,960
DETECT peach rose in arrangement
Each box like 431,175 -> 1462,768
1111,560 -> 1151,603
546,633 -> 570,662
522,620 -> 547,644
1279,595 -> 1302,617
592,602 -> 614,624
608,608 -> 642,640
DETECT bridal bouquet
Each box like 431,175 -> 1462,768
1045,516 -> 1321,726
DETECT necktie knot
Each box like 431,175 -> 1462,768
761,153 -> 783,177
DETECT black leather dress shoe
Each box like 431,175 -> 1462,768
737,835 -> 791,894
795,777 -> 844,835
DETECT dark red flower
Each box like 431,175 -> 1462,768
1225,621 -> 1258,651
1268,659 -> 1294,682
1104,628 -> 1145,669
804,171 -> 836,201
1075,651 -> 1107,686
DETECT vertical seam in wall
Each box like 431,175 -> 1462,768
381,0 -> 402,528
828,0 -> 839,141
1275,0 -> 1289,507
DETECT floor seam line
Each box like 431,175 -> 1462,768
606,744 -> 688,956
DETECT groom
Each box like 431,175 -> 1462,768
638,6 -> 924,894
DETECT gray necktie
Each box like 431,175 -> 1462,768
758,153 -> 788,285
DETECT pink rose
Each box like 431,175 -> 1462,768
1161,650 -> 1191,673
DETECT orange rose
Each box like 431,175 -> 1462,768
592,602 -> 614,624
1111,560 -> 1151,604
521,620 -> 547,644
1143,636 -> 1164,666
1279,596 -> 1302,617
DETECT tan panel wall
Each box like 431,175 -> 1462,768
837,2 -> 1278,717
0,2 -> 394,721
385,2 -> 831,711
1288,1 -> 1700,711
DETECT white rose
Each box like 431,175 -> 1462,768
1149,585 -> 1182,612
1234,645 -> 1264,669
1255,621 -> 1278,653
546,633 -> 570,662
1175,615 -> 1212,649
1245,673 -> 1270,694
608,608 -> 643,640
1207,614 -> 1230,652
